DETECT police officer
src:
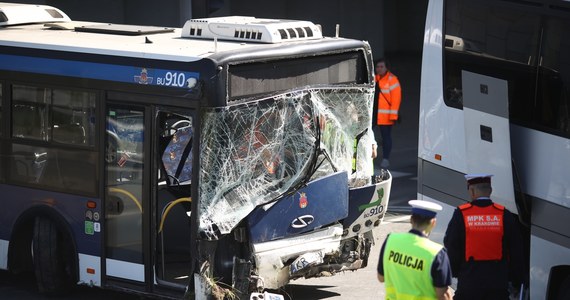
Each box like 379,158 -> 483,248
444,174 -> 526,300
378,200 -> 452,300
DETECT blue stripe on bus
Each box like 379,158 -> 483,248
0,53 -> 200,89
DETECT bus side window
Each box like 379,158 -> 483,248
159,113 -> 193,187
162,125 -> 192,186
52,124 -> 86,144
538,16 -> 570,136
12,103 -> 45,140
51,89 -> 96,146
9,85 -> 98,195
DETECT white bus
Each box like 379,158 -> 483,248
0,2 -> 392,299
418,0 -> 570,298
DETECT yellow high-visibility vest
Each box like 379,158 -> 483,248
383,233 -> 442,300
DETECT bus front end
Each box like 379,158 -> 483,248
196,86 -> 391,297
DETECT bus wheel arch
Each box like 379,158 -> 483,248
8,206 -> 79,295
7,214 -> 35,275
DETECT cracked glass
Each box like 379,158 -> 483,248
198,87 -> 375,238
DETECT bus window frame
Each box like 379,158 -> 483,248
6,82 -> 100,197
227,51 -> 368,101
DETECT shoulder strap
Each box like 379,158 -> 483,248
459,203 -> 472,210
493,203 -> 505,211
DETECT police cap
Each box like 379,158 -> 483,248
408,200 -> 442,218
465,173 -> 493,188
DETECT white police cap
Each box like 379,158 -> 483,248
464,173 -> 493,186
408,200 -> 442,218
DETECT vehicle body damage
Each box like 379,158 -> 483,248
193,87 -> 392,297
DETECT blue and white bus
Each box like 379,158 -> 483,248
0,3 -> 392,299
418,0 -> 570,298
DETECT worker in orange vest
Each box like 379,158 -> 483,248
373,57 -> 401,169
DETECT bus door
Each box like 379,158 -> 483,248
104,103 -> 196,292
461,70 -> 516,212
104,104 -> 148,285
154,108 -> 195,288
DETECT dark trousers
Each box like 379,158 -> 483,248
379,125 -> 392,159
454,288 -> 509,300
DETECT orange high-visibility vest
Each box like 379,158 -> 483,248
459,202 -> 505,261
375,71 -> 401,125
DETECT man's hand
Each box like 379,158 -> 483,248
435,286 -> 452,300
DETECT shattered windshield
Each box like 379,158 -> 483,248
199,87 -> 375,238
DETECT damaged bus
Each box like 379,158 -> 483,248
0,3 -> 392,299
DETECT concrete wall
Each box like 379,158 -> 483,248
6,0 -> 427,60
214,0 -> 427,59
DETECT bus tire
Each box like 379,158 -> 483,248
32,216 -> 75,295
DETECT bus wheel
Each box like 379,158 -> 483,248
32,216 -> 75,295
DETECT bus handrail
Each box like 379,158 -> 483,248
159,197 -> 192,233
108,187 -> 143,213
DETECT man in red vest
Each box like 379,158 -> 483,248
444,174 -> 526,300
373,57 -> 401,169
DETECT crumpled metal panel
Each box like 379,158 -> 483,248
198,87 -> 374,238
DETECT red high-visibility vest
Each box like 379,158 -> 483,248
459,202 -> 505,261
375,71 -> 401,125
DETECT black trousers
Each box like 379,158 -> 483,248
454,288 -> 509,300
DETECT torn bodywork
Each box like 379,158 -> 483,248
194,87 -> 392,298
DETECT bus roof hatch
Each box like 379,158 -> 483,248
181,16 -> 323,43
0,3 -> 71,27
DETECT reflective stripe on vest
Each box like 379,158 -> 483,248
460,203 -> 505,261
383,233 -> 442,300
377,109 -> 399,114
